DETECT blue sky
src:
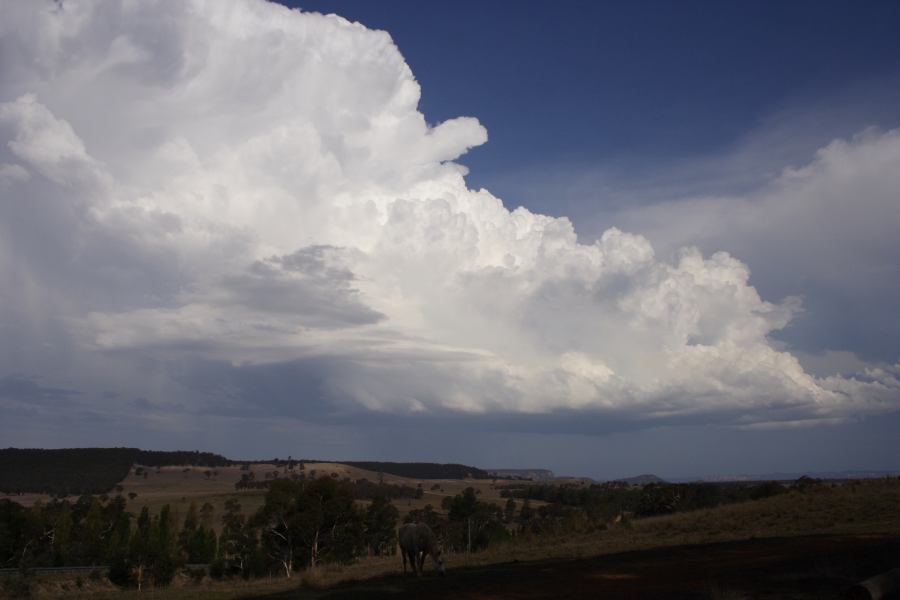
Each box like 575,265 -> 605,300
296,0 -> 900,199
1,1 -> 899,479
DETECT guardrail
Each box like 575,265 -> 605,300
0,566 -> 108,577
0,564 -> 209,577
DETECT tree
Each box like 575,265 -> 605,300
636,484 -> 681,517
254,477 -> 365,576
32,501 -> 71,567
299,477 -> 364,566
79,498 -> 107,565
254,479 -> 301,577
504,498 -> 517,522
364,496 -> 398,556
0,500 -> 38,571
442,488 -> 507,553
405,504 -> 443,530
519,499 -> 534,522
794,475 -> 822,492
105,500 -> 132,586
130,507 -> 153,591
221,499 -> 256,577
179,502 -> 199,559
199,502 -> 215,528
101,495 -> 130,562
149,504 -> 177,585
178,502 -> 215,563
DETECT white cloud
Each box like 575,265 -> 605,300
0,0 -> 897,434
609,127 -> 900,369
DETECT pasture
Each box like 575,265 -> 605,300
0,460 -> 522,533
120,461 -> 527,528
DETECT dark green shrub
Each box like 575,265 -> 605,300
209,557 -> 227,580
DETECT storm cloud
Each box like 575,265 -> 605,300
1,0 -> 898,451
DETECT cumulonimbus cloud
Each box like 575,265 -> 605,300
1,0 -> 898,432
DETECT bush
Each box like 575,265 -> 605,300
108,558 -> 132,587
209,558 -> 227,580
151,556 -> 177,586
749,481 -> 786,500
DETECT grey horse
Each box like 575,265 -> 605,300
398,522 -> 445,576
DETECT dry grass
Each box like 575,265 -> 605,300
704,581 -> 750,600
119,462 -> 523,529
467,478 -> 900,566
120,463 -> 522,531
18,575 -> 301,600
1,461 -> 524,526
11,558 -> 404,600
0,492 -> 53,507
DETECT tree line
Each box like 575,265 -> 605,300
499,480 -> 789,520
0,448 -> 230,496
0,448 -> 488,496
1,477 -> 513,590
0,476 -> 409,588
336,461 -> 491,480
0,495 -> 219,589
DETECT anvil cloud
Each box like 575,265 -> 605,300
1,0 -> 898,445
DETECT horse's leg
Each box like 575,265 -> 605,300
407,549 -> 418,576
401,547 -> 407,574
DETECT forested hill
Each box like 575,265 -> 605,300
338,461 -> 491,479
0,447 -> 231,495
0,449 -> 490,495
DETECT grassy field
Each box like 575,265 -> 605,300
145,461 -> 558,527
0,460 -> 528,534
114,461 -> 518,529
8,477 -> 900,599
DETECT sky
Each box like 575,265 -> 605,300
1,0 -> 899,479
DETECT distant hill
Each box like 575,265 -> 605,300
0,449 -> 493,495
615,474 -> 667,485
488,469 -> 555,481
329,461 -> 491,480
0,447 -> 231,495
672,470 -> 900,483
